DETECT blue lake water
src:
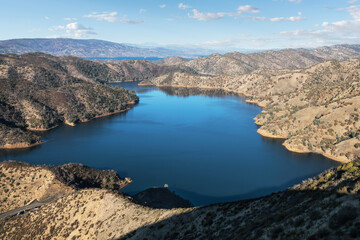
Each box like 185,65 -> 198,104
0,82 -> 339,206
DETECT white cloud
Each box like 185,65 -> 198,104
188,5 -> 260,21
139,9 -> 147,14
346,5 -> 360,19
44,16 -> 50,20
160,4 -> 166,9
84,11 -> 144,24
193,36 -> 277,49
322,19 -> 360,33
49,22 -> 97,38
280,19 -> 360,46
178,3 -> 192,10
250,12 -> 304,22
84,11 -> 118,22
119,17 -> 144,24
64,17 -> 77,21
348,0 -> 359,4
188,9 -> 230,21
237,5 -> 260,14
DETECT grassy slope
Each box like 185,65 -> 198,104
1,160 -> 360,239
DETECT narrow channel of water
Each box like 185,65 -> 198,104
0,82 -> 339,206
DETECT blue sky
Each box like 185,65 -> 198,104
0,0 -> 359,51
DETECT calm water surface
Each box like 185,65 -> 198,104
0,82 -> 339,205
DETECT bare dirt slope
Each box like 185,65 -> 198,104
1,160 -> 360,239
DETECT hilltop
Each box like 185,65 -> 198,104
0,53 -> 138,148
1,160 -> 360,239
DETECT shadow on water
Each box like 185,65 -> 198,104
169,172 -> 319,206
118,187 -> 353,240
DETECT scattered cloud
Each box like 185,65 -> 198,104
237,5 -> 260,14
84,11 -> 118,22
322,19 -> 360,33
139,9 -> 147,14
189,9 -> 230,21
84,11 -> 144,24
49,22 -> 96,38
119,17 -> 144,24
44,16 -> 50,20
249,12 -> 304,22
159,4 -> 166,9
178,3 -> 192,10
188,5 -> 260,21
347,0 -> 359,4
345,5 -> 360,19
280,19 -> 360,46
64,17 -> 77,21
192,36 -> 278,49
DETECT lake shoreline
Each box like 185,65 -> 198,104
0,101 -> 137,150
139,82 -> 348,164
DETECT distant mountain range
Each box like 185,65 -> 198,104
0,38 -> 212,58
180,44 -> 360,75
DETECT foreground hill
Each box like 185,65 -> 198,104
141,59 -> 360,163
0,38 -> 189,58
0,53 -> 138,148
1,160 -> 360,239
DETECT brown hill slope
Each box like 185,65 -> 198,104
0,53 -> 139,148
141,59 -> 360,163
1,160 -> 360,239
183,45 -> 360,75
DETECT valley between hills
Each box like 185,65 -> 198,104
2,42 -> 360,239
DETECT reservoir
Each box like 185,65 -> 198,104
0,82 -> 339,206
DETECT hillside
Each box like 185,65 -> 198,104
88,44 -> 360,83
182,44 -> 360,75
141,59 -> 360,163
1,160 -> 360,239
104,59 -> 197,82
0,53 -> 139,148
0,38 -> 190,58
